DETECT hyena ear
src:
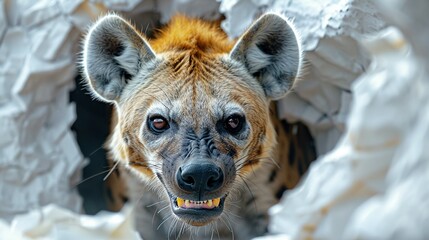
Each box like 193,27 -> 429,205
230,13 -> 301,100
82,14 -> 156,102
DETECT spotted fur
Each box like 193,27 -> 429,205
82,13 -> 315,239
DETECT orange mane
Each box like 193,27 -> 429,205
149,15 -> 234,55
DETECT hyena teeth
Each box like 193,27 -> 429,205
176,197 -> 221,209
177,197 -> 184,207
213,198 -> 220,207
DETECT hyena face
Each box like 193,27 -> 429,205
83,13 -> 301,226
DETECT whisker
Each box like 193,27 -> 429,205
157,204 -> 170,213
88,145 -> 104,157
168,217 -> 178,240
238,174 -> 258,213
152,206 -> 158,227
177,221 -> 186,240
224,213 -> 237,240
220,216 -> 232,233
224,208 -> 241,219
153,84 -> 174,107
141,90 -> 172,111
74,169 -> 111,186
157,215 -> 173,230
103,160 -> 120,181
146,200 -> 168,208
225,200 -> 241,209
215,221 -> 220,240
235,157 -> 279,174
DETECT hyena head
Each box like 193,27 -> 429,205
82,13 -> 301,226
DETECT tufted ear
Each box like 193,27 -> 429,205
230,13 -> 302,100
82,14 -> 156,102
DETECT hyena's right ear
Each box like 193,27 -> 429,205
82,14 -> 156,102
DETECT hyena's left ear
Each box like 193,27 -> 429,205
82,14 -> 156,102
230,13 -> 301,100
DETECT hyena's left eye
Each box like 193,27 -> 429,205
148,115 -> 170,134
224,114 -> 245,135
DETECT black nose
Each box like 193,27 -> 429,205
177,163 -> 224,195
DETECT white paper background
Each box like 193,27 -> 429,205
0,0 -> 91,222
0,205 -> 141,240
255,0 -> 429,239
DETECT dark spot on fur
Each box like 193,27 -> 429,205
114,167 -> 121,177
169,57 -> 182,72
275,185 -> 288,200
268,169 -> 277,183
226,144 -> 236,158
123,135 -> 130,145
246,196 -> 256,206
254,145 -> 262,157
254,213 -> 266,220
281,120 -> 291,132
273,123 -> 279,133
188,55 -> 194,75
121,195 -> 129,203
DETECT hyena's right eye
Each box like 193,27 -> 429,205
148,115 -> 170,134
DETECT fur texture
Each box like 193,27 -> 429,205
82,13 -> 313,239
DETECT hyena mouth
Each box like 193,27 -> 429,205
170,195 -> 227,225
175,197 -> 222,209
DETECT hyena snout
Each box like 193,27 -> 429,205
176,163 -> 224,197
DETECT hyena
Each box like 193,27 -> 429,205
82,13 -> 315,239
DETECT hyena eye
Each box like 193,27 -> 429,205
148,115 -> 170,134
224,114 -> 245,135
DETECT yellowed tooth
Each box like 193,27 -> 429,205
185,200 -> 190,207
207,199 -> 213,207
177,197 -> 184,207
213,198 -> 220,207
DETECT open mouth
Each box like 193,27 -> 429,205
170,195 -> 226,225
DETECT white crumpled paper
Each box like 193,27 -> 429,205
0,0 -> 99,221
0,204 -> 141,240
96,0 -> 220,23
219,0 -> 386,154
256,0 -> 429,239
